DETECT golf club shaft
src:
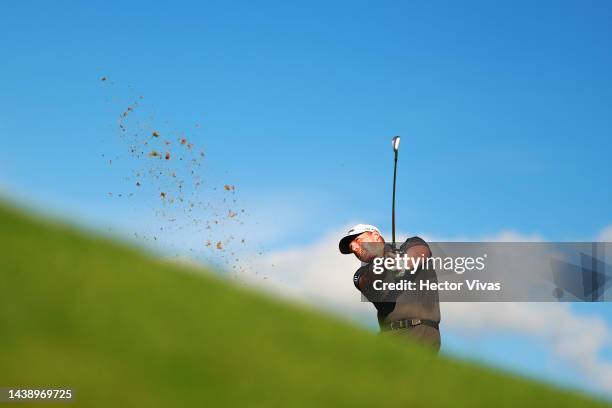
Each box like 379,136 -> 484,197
392,150 -> 398,247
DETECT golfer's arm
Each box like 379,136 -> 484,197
355,265 -> 384,292
354,242 -> 431,292
404,244 -> 431,272
354,240 -> 431,299
355,273 -> 372,292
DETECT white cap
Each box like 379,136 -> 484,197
338,224 -> 381,254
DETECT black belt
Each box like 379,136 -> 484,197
383,318 -> 439,331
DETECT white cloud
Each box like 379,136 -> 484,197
598,226 -> 612,242
239,225 -> 378,328
235,226 -> 612,394
442,302 -> 612,393
482,230 -> 543,242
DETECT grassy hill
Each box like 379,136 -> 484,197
0,201 -> 607,407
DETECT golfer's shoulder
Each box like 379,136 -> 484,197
400,236 -> 430,251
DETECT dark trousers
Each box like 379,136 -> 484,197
379,325 -> 441,353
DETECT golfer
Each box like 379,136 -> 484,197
339,224 -> 441,352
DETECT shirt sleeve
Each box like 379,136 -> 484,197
399,236 -> 430,254
353,263 -> 391,304
353,264 -> 370,290
353,269 -> 362,290
398,236 -> 432,275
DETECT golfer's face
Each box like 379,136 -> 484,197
350,232 -> 381,262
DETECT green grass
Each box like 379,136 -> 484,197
0,200 -> 607,407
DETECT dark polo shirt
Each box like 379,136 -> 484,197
353,237 -> 441,334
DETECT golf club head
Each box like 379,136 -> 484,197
392,135 -> 401,152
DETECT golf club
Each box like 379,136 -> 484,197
391,135 -> 400,248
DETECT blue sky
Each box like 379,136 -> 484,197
2,0 -> 612,398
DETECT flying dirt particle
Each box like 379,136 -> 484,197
180,138 -> 187,145
216,241 -> 224,250
152,131 -> 160,138
165,141 -> 171,146
241,239 -> 245,244
187,143 -> 193,150
136,182 -> 141,187
228,210 -> 237,218
205,240 -> 211,247
149,150 -> 159,158
101,76 -> 107,81
165,152 -> 171,160
171,172 -> 176,178
224,184 -> 235,191
160,192 -> 166,199
200,151 -> 205,157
